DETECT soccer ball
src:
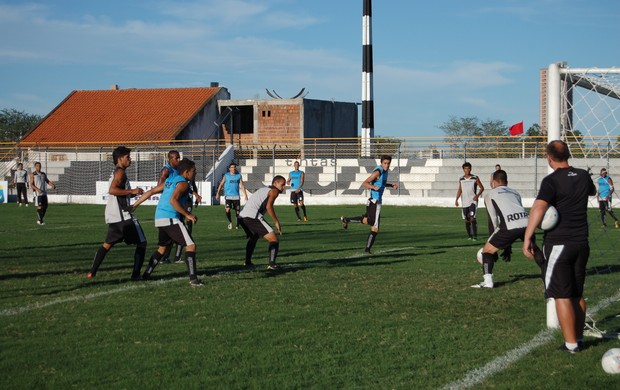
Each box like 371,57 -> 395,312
476,248 -> 483,264
540,205 -> 559,230
602,348 -> 620,374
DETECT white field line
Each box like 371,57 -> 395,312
0,246 -> 419,316
440,289 -> 620,390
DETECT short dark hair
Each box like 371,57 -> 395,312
546,140 -> 571,162
462,162 -> 472,169
272,175 -> 286,185
167,150 -> 180,160
229,162 -> 237,168
112,146 -> 131,165
492,169 -> 508,185
178,158 -> 195,174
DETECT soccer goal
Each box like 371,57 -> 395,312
545,62 -> 620,331
546,62 -> 620,160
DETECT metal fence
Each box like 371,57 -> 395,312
1,136 -> 618,201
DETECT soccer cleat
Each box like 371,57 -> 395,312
297,218 -> 301,223
189,278 -> 204,287
615,221 -> 620,229
87,272 -> 94,279
131,274 -> 143,281
267,263 -> 280,270
174,258 -> 185,264
364,249 -> 372,255
303,216 -> 308,222
36,220 -> 45,225
558,344 -> 580,354
340,216 -> 348,229
18,203 -> 22,207
228,222 -> 232,230
160,257 -> 171,264
235,225 -> 239,230
244,261 -> 254,267
470,282 -> 493,289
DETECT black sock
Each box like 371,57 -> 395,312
482,253 -> 497,274
246,237 -> 258,264
90,246 -> 109,275
349,216 -> 364,223
226,210 -> 232,223
365,231 -> 378,252
472,221 -> 478,238
144,251 -> 163,277
294,207 -> 301,219
609,211 -> 618,222
37,209 -> 44,222
268,242 -> 279,264
132,246 -> 146,278
301,205 -> 307,217
174,244 -> 183,261
185,251 -> 197,279
465,222 -> 471,237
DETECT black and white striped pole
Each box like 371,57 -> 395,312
361,0 -> 374,157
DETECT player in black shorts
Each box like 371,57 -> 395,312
523,140 -> 596,353
473,169 -> 536,288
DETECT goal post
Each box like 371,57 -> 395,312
546,62 -> 620,159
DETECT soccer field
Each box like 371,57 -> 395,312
1,204 -> 619,389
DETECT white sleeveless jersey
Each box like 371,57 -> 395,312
104,168 -> 134,224
239,186 -> 271,219
459,175 -> 480,207
32,171 -> 48,194
484,185 -> 529,231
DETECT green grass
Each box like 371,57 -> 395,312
1,203 -> 620,389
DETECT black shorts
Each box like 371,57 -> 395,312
542,243 -> 589,299
157,220 -> 195,247
461,204 -> 477,219
365,198 -> 381,228
105,219 -> 147,246
599,200 -> 612,212
34,194 -> 48,208
290,190 -> 304,204
238,216 -> 273,238
488,227 -> 526,249
225,198 -> 241,211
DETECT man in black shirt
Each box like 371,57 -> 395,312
522,140 -> 596,353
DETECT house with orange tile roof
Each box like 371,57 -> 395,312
20,85 -> 230,144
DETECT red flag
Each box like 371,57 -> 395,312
509,121 -> 524,136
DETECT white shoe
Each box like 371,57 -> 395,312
470,282 -> 493,289
227,222 -> 232,230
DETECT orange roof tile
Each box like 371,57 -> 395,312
21,87 -> 221,143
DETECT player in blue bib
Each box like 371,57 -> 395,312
216,162 -> 248,229
597,168 -> 619,228
340,155 -> 398,254
287,161 -> 309,222
132,158 -> 203,286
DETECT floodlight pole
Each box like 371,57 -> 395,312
361,0 -> 374,157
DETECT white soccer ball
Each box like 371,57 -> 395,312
602,348 -> 620,374
540,205 -> 559,230
476,248 -> 483,264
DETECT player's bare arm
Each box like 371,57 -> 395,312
455,183 -> 462,207
522,199 -> 549,259
240,179 -> 248,200
130,183 -> 165,211
171,182 -> 197,224
266,188 -> 282,235
363,170 -> 381,191
157,167 -> 170,186
108,170 -> 143,197
215,174 -> 226,200
473,177 -> 484,201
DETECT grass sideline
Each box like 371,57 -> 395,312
1,203 -> 620,389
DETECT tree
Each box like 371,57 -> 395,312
0,108 -> 42,142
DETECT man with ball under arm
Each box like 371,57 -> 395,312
522,140 -> 596,353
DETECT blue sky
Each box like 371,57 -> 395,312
1,0 -> 619,137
